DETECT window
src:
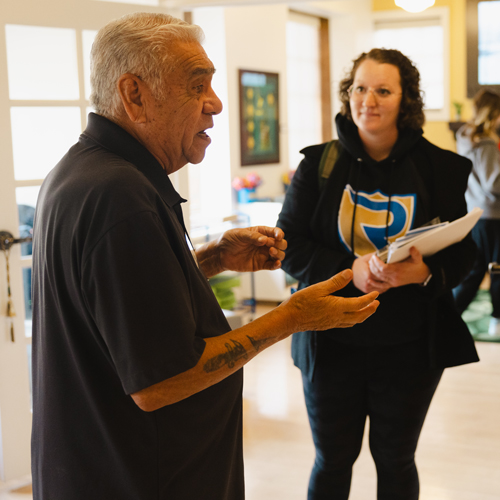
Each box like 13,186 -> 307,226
373,7 -> 450,121
466,0 -> 500,97
5,24 -> 79,100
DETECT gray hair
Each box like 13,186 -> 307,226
90,12 -> 204,118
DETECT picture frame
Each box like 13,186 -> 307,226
238,69 -> 280,166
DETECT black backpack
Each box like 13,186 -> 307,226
318,139 -> 342,191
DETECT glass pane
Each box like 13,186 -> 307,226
5,24 -> 79,100
16,186 -> 40,257
478,1 -> 500,85
22,268 -> 32,339
11,107 -> 82,180
82,30 -> 98,101
374,25 -> 444,110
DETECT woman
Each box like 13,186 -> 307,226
277,48 -> 479,500
453,89 -> 500,336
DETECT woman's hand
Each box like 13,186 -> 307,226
368,246 -> 431,288
352,252 -> 393,294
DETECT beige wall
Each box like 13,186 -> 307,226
224,3 -> 289,199
201,1 -> 373,199
372,0 -> 470,152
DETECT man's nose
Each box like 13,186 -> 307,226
205,88 -> 223,115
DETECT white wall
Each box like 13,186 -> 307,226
323,0 -> 373,121
225,3 -> 290,199
196,0 -> 373,200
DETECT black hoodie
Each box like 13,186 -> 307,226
278,113 -> 476,349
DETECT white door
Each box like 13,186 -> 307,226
0,0 -> 184,487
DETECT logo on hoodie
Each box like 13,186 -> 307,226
338,184 -> 416,257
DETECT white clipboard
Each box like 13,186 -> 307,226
386,207 -> 483,263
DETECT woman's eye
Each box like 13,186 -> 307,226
355,86 -> 365,94
377,88 -> 391,96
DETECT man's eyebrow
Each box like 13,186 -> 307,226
191,67 -> 216,77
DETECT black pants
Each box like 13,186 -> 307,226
453,219 -> 500,317
302,336 -> 443,500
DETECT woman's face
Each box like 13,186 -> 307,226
349,59 -> 403,137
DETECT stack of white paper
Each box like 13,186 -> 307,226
378,207 -> 483,264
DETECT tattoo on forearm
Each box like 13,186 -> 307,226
246,335 -> 270,352
203,339 -> 248,372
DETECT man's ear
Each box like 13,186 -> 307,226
117,74 -> 148,124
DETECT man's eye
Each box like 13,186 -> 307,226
194,85 -> 204,92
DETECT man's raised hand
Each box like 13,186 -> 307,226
283,269 -> 379,332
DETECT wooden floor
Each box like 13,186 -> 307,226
2,316 -> 500,499
243,335 -> 500,500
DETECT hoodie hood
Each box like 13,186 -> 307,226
335,113 -> 423,165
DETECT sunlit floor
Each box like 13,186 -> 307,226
243,330 -> 500,500
2,306 -> 500,500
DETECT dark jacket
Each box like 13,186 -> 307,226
277,114 -> 479,380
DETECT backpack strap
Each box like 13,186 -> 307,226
318,140 -> 342,191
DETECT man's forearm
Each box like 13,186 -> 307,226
130,272 -> 379,412
130,305 -> 295,411
195,240 -> 223,278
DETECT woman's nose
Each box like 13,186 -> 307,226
363,89 -> 377,106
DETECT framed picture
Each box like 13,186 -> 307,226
239,69 -> 280,166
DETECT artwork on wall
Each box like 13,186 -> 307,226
238,69 -> 280,166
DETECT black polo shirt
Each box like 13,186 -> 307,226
31,113 -> 244,500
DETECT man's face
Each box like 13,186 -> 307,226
143,41 -> 222,174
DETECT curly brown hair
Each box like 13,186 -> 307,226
339,48 -> 425,130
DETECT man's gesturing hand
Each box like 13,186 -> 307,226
217,226 -> 287,272
283,269 -> 379,332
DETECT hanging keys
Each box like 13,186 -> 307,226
1,234 -> 16,342
0,230 -> 31,343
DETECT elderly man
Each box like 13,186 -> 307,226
31,12 -> 379,500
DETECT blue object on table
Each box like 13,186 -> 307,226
237,188 -> 255,203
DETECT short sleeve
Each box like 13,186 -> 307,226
81,211 -> 206,394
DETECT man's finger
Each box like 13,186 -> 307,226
258,236 -> 287,251
341,298 -> 379,325
262,259 -> 282,270
251,225 -> 282,239
333,291 -> 379,314
354,291 -> 380,309
322,269 -> 353,293
269,246 -> 286,262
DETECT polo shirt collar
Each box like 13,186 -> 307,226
82,112 -> 186,209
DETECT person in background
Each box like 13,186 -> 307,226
453,89 -> 500,337
31,13 -> 380,500
277,48 -> 479,500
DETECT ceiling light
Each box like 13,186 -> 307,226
395,0 -> 435,13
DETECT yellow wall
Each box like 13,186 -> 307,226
372,0 -> 471,152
